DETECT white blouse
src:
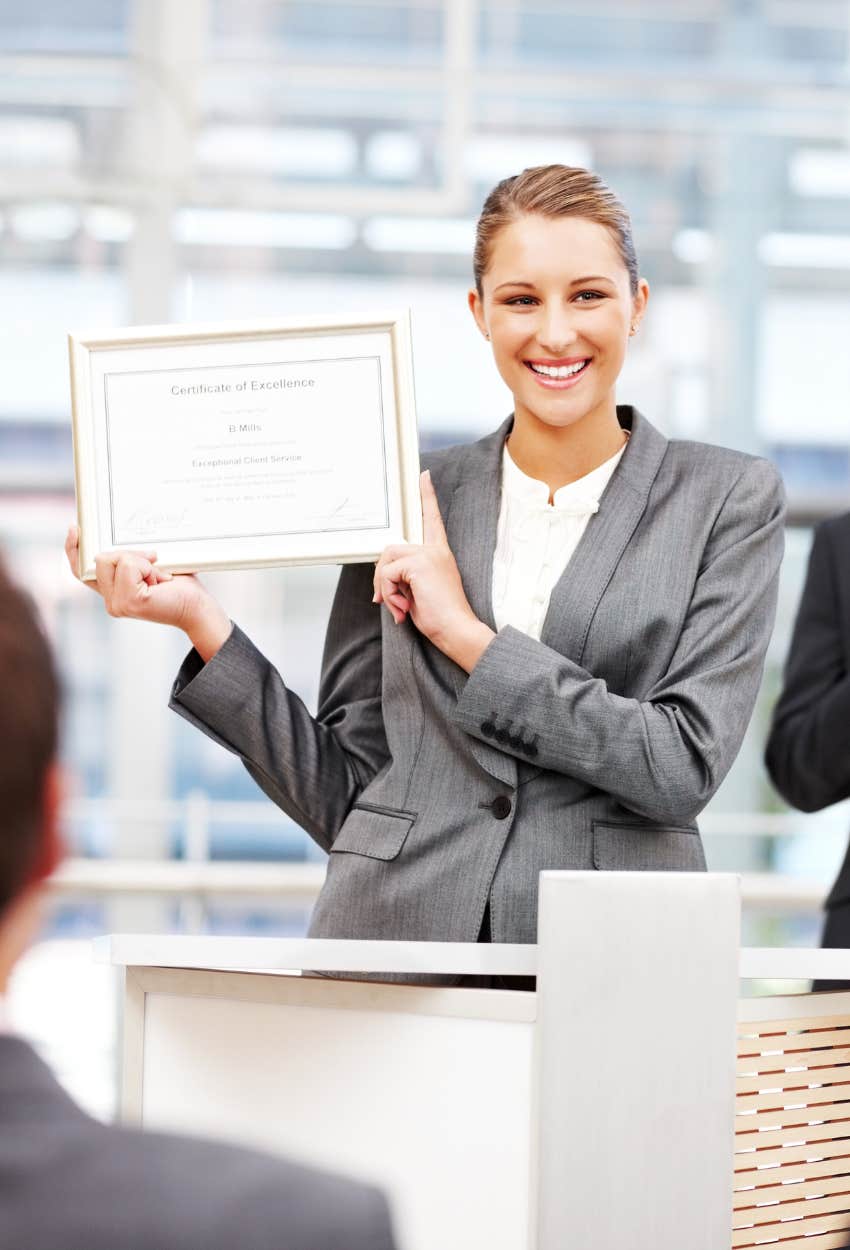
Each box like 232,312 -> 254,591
492,441 -> 627,641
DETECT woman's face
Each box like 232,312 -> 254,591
469,213 -> 648,435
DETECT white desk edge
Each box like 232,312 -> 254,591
93,935 -> 850,981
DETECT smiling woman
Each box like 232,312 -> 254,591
67,166 -> 786,980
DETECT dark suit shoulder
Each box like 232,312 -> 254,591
1,1108 -> 394,1250
815,510 -> 850,549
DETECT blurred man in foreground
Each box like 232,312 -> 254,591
0,557 -> 396,1250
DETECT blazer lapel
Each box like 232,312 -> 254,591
442,418 -> 517,787
540,407 -> 669,661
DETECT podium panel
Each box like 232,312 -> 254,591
125,967 -> 535,1250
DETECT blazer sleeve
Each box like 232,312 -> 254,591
764,520 -> 850,812
453,456 -> 785,825
169,562 -> 389,851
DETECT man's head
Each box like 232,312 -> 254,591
0,557 -> 63,933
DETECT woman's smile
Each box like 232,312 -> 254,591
524,356 -> 592,388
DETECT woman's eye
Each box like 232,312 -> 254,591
575,290 -> 605,303
505,295 -> 537,306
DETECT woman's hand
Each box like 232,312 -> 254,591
64,526 -> 232,662
373,471 -> 495,672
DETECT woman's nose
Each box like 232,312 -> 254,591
536,309 -> 579,355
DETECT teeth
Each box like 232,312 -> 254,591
530,360 -> 587,378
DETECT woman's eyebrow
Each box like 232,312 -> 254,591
493,274 -> 617,293
571,275 -> 616,286
493,280 -> 535,293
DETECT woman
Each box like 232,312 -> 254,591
68,165 -> 785,951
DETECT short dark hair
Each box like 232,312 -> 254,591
0,556 -> 60,914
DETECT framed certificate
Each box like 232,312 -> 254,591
69,312 -> 422,580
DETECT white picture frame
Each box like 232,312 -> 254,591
69,312 -> 422,580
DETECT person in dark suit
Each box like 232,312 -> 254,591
0,557 -> 396,1250
765,512 -> 850,985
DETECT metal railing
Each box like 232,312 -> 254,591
49,794 -> 848,915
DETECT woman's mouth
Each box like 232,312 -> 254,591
525,358 -> 591,389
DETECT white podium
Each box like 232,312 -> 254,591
99,872 -> 744,1250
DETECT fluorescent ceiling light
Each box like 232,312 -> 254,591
365,131 -> 422,180
85,206 -> 134,243
759,232 -> 850,268
11,203 -> 80,241
672,229 -> 713,264
789,148 -> 850,198
0,117 -> 79,166
176,208 -> 356,250
363,216 -> 475,254
197,125 -> 357,178
468,135 -> 592,184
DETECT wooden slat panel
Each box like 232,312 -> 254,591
734,1189 -> 850,1228
735,1020 -> 850,1050
733,1208 -> 850,1247
739,1046 -> 850,1077
735,1153 -> 850,1187
738,1066 -> 850,1096
736,1229 -> 850,1250
734,1171 -> 850,1210
738,1083 -> 850,1114
737,1102 -> 850,1133
736,1117 -> 850,1153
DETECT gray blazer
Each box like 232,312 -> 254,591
0,1035 -> 395,1250
173,407 -> 785,945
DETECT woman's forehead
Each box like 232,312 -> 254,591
487,214 -> 626,284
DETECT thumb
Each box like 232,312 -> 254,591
420,470 -> 447,545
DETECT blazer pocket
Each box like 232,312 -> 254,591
592,819 -> 706,873
331,803 -> 416,861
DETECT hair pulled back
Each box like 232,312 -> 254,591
473,164 -> 639,296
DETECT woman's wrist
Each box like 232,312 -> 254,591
438,616 -> 496,674
182,595 -> 233,663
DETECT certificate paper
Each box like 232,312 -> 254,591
70,315 -> 421,578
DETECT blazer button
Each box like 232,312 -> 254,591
491,795 -> 512,820
481,721 -> 495,738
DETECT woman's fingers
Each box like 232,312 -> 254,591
64,525 -> 97,589
94,550 -> 161,617
376,556 -> 412,608
420,470 -> 448,545
373,544 -> 414,603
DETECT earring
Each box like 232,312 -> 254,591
629,323 -> 638,336
485,333 -> 490,340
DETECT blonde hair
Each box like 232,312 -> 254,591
473,164 -> 639,295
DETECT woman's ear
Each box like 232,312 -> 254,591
630,278 -> 650,335
468,288 -> 489,340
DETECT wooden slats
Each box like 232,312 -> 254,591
736,1153 -> 850,1187
735,1145 -> 850,1170
736,1117 -> 850,1153
738,1066 -> 850,1096
738,1230 -> 850,1250
733,1208 -> 850,1248
735,1006 -> 850,1249
738,1106 -> 850,1138
739,1017 -> 850,1043
739,1047 -> 850,1077
738,1083 -> 850,1115
734,1188 -> 850,1228
734,1172 -> 850,1211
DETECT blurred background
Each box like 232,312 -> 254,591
2,0 -> 850,1113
